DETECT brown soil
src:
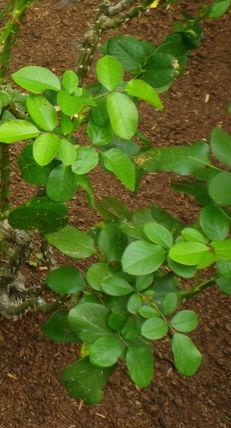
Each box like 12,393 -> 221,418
1,1 -> 231,427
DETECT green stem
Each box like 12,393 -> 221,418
180,276 -> 216,300
0,143 -> 10,215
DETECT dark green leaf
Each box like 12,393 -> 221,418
98,223 -> 127,262
87,262 -> 112,291
42,311 -> 80,343
61,357 -> 114,404
127,293 -> 142,314
210,127 -> 231,168
171,180 -> 211,206
208,172 -> 231,206
46,225 -> 95,259
200,204 -> 230,241
126,345 -> 154,387
142,52 -> 179,90
46,165 -> 77,201
172,333 -> 202,376
216,277 -> 231,295
18,144 -> 51,186
8,197 -> 68,233
47,266 -> 84,294
89,336 -> 123,367
103,35 -> 146,71
68,303 -> 111,342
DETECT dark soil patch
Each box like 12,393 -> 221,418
0,1 -> 231,427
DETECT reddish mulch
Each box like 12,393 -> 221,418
0,1 -> 231,427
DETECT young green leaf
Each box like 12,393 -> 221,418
107,92 -> 138,140
57,90 -> 84,116
125,79 -> 163,110
61,357 -> 114,404
211,239 -> 231,261
33,133 -> 60,166
144,221 -> 173,248
57,139 -> 76,165
126,345 -> 154,388
141,317 -> 168,340
89,336 -> 122,367
45,225 -> 95,259
169,242 -> 211,266
0,119 -> 39,143
62,70 -> 79,94
42,311 -> 80,343
46,165 -> 77,202
26,95 -> 58,131
170,310 -> 198,333
101,148 -> 136,191
181,228 -> 208,244
200,205 -> 230,241
122,240 -> 165,275
96,55 -> 124,91
210,127 -> 231,168
208,172 -> 231,206
12,66 -> 61,93
172,333 -> 202,376
208,0 -> 231,18
72,146 -> 99,175
47,266 -> 84,294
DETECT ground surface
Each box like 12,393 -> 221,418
0,1 -> 231,427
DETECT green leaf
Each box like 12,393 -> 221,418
76,175 -> 95,207
57,90 -> 86,116
61,357 -> 114,404
141,317 -> 168,340
172,180 -> 212,206
98,223 -> 127,262
18,144 -> 51,186
103,35 -> 146,71
122,316 -> 141,341
101,148 -> 136,191
0,119 -> 39,143
46,225 -> 95,259
46,165 -> 77,202
216,260 -> 231,278
127,293 -> 142,314
26,95 -> 58,131
33,133 -> 60,166
96,55 -> 124,91
102,275 -> 133,296
216,277 -> 231,295
136,274 -> 153,291
167,257 -> 197,279
138,305 -> 160,319
87,122 -> 113,146
87,262 -> 112,291
60,114 -> 74,135
68,303 -> 110,342
208,172 -> 231,206
134,141 -> 209,175
162,292 -> 178,315
72,146 -> 98,175
42,311 -> 80,343
47,266 -> 84,294
57,139 -> 76,165
181,227 -> 208,244
142,52 -> 179,89
12,66 -> 61,93
122,240 -> 165,275
210,127 -> 231,168
126,345 -> 154,388
200,205 -> 230,241
171,310 -> 198,333
208,0 -> 231,18
169,242 -> 211,266
172,333 -> 202,376
62,70 -> 79,94
125,79 -> 163,110
107,92 -> 138,140
8,196 -> 68,233
211,239 -> 231,261
89,336 -> 122,367
144,221 -> 173,248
